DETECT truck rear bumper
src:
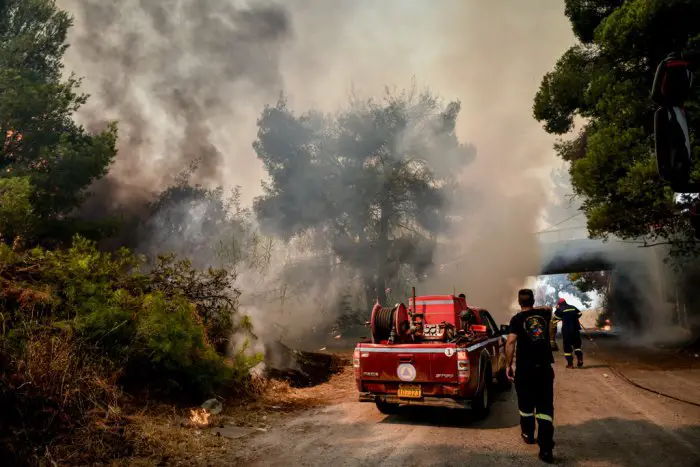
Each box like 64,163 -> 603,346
359,392 -> 471,409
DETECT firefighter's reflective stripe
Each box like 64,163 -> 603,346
519,411 -> 534,417
536,413 -> 553,422
564,308 -> 578,312
564,353 -> 572,356
574,348 -> 582,352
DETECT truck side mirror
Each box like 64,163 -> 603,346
499,324 -> 509,335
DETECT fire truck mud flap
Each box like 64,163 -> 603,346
359,392 -> 471,409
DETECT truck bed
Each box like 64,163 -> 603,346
355,334 -> 504,405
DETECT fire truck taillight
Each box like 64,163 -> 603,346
352,348 -> 362,391
457,351 -> 469,380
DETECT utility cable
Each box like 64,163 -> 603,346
605,364 -> 700,408
537,213 -> 585,234
579,331 -> 700,408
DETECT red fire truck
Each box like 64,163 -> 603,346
354,291 -> 511,418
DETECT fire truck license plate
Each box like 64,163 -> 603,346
397,384 -> 422,398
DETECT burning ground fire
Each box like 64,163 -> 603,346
188,398 -> 223,427
189,408 -> 211,427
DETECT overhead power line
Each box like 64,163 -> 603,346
537,212 -> 585,234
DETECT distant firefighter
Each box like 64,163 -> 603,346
553,298 -> 583,368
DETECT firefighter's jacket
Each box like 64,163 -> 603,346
554,303 -> 582,333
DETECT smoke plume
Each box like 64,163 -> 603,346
57,0 -> 576,330
58,0 -> 290,212
411,1 -> 576,321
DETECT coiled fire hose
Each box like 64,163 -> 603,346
372,306 -> 395,343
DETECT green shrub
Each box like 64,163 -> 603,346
147,254 -> 240,355
0,176 -> 37,243
0,235 -> 266,463
0,236 -> 260,399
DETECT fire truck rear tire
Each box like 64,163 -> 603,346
472,367 -> 492,419
375,400 -> 400,415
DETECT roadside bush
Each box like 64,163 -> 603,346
0,236 -> 261,463
0,328 -> 130,464
147,253 -> 240,355
0,236 -> 260,395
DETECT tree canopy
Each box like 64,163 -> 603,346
253,89 -> 475,304
537,274 -> 593,308
568,270 -> 610,296
534,0 -> 700,255
0,0 -> 117,245
568,270 -> 611,326
568,270 -> 609,308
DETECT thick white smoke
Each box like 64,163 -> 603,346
57,0 -> 577,334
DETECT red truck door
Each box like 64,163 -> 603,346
478,310 -> 506,376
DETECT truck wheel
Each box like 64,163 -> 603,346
496,368 -> 512,391
375,400 -> 400,415
472,368 -> 492,419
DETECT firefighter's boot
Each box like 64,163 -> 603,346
565,355 -> 574,369
576,350 -> 584,367
539,450 -> 554,464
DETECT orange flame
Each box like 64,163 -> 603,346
189,408 -> 211,426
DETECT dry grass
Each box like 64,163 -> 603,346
111,359 -> 355,466
1,328 -> 353,467
0,330 -> 134,465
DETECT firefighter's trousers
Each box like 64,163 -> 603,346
515,365 -> 555,451
562,330 -> 583,365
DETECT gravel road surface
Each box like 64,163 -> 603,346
232,341 -> 700,467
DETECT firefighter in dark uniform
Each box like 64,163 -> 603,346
554,298 -> 584,368
506,289 -> 555,463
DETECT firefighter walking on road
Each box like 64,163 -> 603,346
506,289 -> 555,463
554,298 -> 584,368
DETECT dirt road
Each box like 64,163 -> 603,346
231,340 -> 700,467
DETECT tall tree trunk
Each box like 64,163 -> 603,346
375,276 -> 387,305
358,232 -> 378,309
374,194 -> 392,306
365,280 -> 377,309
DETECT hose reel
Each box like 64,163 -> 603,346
370,302 -> 409,344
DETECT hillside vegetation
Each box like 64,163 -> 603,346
0,236 -> 261,462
